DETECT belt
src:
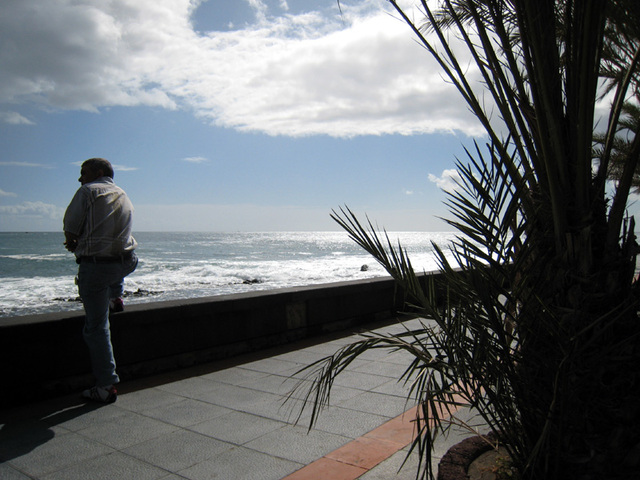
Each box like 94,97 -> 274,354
77,252 -> 134,264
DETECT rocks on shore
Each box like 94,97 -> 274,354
54,288 -> 163,303
53,280 -> 265,305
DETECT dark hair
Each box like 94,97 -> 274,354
82,158 -> 114,178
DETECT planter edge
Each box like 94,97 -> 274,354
437,434 -> 495,480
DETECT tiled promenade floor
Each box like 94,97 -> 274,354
0,317 -> 474,480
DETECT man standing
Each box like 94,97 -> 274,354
64,158 -> 138,403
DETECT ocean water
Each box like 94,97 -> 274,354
0,231 -> 456,318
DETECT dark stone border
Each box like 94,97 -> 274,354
437,435 -> 495,480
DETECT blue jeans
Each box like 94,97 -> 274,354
77,253 -> 138,386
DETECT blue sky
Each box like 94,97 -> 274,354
0,0 -> 484,232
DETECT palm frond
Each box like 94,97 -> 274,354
291,1 -> 640,478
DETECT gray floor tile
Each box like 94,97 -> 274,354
0,419 -> 57,461
237,357 -> 303,375
188,381 -> 280,412
284,364 -> 320,381
348,348 -> 394,362
271,348 -> 331,365
115,388 -> 187,413
300,406 -> 391,439
178,445 -> 302,480
240,372 -> 303,397
382,349 -> 419,365
370,378 -> 414,398
190,410 -> 286,445
338,391 -> 414,418
75,409 -> 178,449
6,431 -> 114,477
243,424 -> 350,464
339,357 -> 374,372
304,342 -> 351,356
39,451 -> 169,480
0,463 -> 35,480
331,369 -> 393,391
3,317 -> 467,480
294,378 -> 373,405
200,366 -> 268,385
233,392 -> 303,424
37,402 -> 107,429
375,318 -> 425,334
156,377 -> 219,399
431,407 -> 487,462
358,447 -> 421,479
143,398 -> 233,427
280,383 -> 379,425
310,336 -> 358,348
123,429 -> 230,471
352,359 -> 410,378
38,404 -> 122,433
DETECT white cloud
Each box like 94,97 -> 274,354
0,0 -> 182,111
0,188 -> 17,197
0,161 -> 51,168
113,164 -> 139,172
247,0 -> 268,23
0,0 -> 483,138
429,169 -> 462,192
182,156 -> 209,164
0,201 -> 63,219
0,111 -> 34,125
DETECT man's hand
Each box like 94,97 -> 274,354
64,232 -> 79,252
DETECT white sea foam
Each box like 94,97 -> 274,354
0,276 -> 81,317
0,231 -> 456,318
0,253 -> 68,261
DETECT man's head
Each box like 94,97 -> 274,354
79,158 -> 114,185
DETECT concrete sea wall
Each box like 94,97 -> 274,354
0,274 -> 440,408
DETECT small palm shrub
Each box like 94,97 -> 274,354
292,1 -> 640,479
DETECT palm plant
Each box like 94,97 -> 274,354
292,1 -> 640,479
599,0 -> 640,192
